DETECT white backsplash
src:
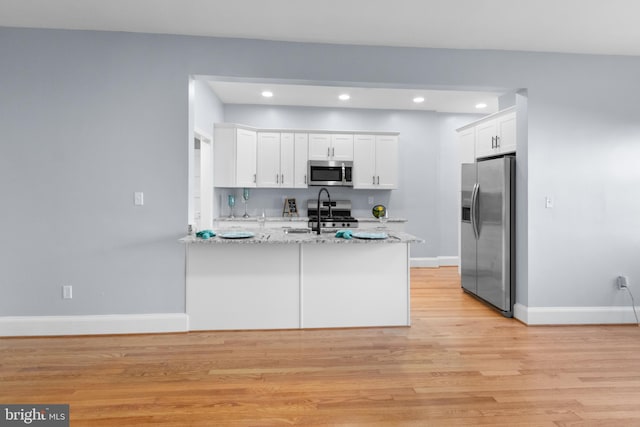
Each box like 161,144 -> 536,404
214,187 -> 393,219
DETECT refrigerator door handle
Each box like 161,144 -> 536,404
471,183 -> 480,240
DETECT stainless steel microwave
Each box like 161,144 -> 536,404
308,160 -> 353,187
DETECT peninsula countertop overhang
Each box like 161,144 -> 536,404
180,229 -> 423,245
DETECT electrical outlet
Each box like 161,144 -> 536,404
617,276 -> 629,289
63,285 -> 73,299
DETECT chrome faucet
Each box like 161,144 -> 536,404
316,187 -> 332,235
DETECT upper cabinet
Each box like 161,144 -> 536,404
214,124 -> 398,189
214,125 -> 257,188
458,127 -> 475,164
256,132 -> 294,188
308,133 -> 354,161
293,133 -> 309,188
353,134 -> 399,189
472,108 -> 516,159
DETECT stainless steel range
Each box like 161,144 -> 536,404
307,200 -> 359,231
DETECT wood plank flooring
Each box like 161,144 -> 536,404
2,267 -> 640,426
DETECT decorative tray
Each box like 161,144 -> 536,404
352,232 -> 388,240
218,231 -> 255,239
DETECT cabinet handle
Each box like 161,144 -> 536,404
495,136 -> 500,148
377,176 -> 380,185
491,136 -> 495,148
327,147 -> 331,157
281,174 -> 284,183
304,174 -> 307,184
332,147 -> 335,157
253,174 -> 256,183
373,176 -> 376,185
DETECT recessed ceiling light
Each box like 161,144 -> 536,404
261,91 -> 273,98
338,94 -> 350,101
413,96 -> 425,103
475,103 -> 488,109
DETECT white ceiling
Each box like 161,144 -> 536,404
207,81 -> 501,114
3,0 -> 637,113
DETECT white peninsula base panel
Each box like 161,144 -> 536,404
302,244 -> 408,328
186,243 -> 410,331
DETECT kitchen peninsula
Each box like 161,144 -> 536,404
181,229 -> 422,331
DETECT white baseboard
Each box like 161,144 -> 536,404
514,303 -> 639,325
0,313 -> 189,337
411,256 -> 459,268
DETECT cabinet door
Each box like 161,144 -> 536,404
496,112 -> 516,154
475,119 -> 497,159
256,132 -> 280,187
236,128 -> 257,187
294,133 -> 309,188
280,133 -> 294,187
353,134 -> 376,189
458,127 -> 475,164
331,134 -> 354,161
375,135 -> 398,189
308,133 -> 331,160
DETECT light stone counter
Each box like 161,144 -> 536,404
180,228 -> 423,245
214,216 -> 407,223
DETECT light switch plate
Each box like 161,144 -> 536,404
545,196 -> 553,209
134,192 -> 144,206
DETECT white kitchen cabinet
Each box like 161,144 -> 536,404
474,109 -> 516,159
331,134 -> 354,161
256,132 -> 294,188
458,127 -> 475,164
308,133 -> 331,160
308,133 -> 354,161
280,133 -> 294,187
353,134 -> 398,189
214,125 -> 257,188
294,133 -> 309,188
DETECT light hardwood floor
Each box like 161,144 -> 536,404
2,267 -> 640,426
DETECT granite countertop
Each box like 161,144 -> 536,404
215,216 -> 407,223
180,228 -> 423,245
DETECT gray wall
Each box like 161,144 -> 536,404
221,104 -> 479,258
2,26 -> 640,317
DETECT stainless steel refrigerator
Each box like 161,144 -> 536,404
461,156 -> 515,317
